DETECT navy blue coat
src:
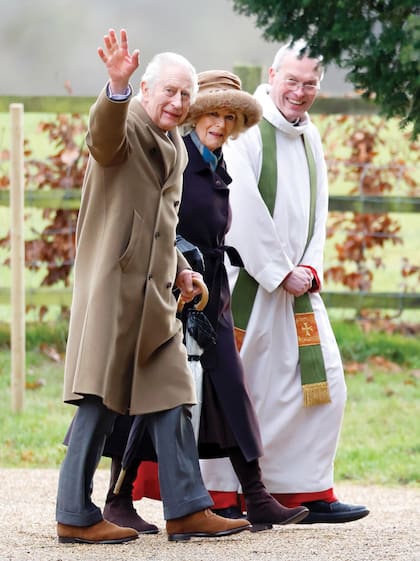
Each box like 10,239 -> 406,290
178,134 -> 263,461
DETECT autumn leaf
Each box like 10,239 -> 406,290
40,343 -> 63,363
25,378 -> 46,390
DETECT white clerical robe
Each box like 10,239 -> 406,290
199,85 -> 347,493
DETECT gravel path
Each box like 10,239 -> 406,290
1,468 -> 419,561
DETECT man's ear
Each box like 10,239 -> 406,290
268,67 -> 276,85
140,80 -> 148,99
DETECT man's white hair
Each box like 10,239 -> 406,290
271,39 -> 324,81
138,52 -> 198,101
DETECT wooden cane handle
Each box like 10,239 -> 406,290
113,468 -> 126,495
177,277 -> 209,312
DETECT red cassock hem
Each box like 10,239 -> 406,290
132,461 -> 337,508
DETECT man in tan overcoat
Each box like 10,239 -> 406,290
55,28 -> 250,545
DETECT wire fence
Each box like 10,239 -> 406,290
1,94 -> 419,411
0,106 -> 419,318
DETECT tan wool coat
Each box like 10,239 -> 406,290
63,87 -> 196,415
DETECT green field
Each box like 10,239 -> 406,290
0,320 -> 418,487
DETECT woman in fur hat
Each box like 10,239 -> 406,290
105,71 -> 310,530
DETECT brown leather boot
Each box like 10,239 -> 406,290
166,508 -> 251,541
229,448 -> 309,529
104,455 -> 159,534
103,495 -> 159,534
57,519 -> 138,544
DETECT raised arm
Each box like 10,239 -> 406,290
97,28 -> 140,94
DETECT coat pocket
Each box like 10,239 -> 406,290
119,210 -> 144,271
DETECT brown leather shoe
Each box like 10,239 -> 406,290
166,508 -> 251,542
57,519 -> 138,544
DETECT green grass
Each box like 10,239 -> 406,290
0,320 -> 418,487
333,320 -> 420,369
0,322 -> 110,469
336,371 -> 419,486
0,348 -> 72,467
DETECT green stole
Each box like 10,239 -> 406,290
231,118 -> 331,407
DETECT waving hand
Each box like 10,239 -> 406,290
97,28 -> 140,95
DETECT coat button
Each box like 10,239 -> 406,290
174,200 -> 180,207
148,273 -> 153,280
173,240 -> 177,246
154,231 -> 160,239
166,282 -> 172,289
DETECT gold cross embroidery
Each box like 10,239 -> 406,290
301,321 -> 313,337
295,312 -> 321,346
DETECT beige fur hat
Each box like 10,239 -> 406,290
185,70 -> 262,132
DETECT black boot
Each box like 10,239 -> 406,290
103,455 -> 159,534
229,448 -> 309,529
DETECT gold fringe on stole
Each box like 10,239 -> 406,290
303,381 -> 332,407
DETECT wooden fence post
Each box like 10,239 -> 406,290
10,103 -> 26,413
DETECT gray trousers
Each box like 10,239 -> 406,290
56,396 -> 212,526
